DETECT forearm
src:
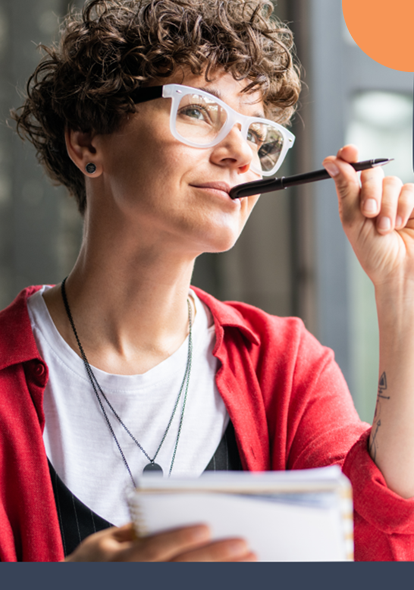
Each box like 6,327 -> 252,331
322,146 -> 414,498
369,281 -> 414,498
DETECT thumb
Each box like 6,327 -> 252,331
322,152 -> 362,228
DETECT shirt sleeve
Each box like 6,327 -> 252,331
267,317 -> 414,561
343,430 -> 414,561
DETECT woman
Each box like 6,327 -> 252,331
2,0 -> 414,561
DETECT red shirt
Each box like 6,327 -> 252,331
1,286 -> 414,561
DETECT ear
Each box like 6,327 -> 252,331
65,129 -> 102,177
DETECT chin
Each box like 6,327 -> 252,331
198,229 -> 242,254
175,213 -> 248,254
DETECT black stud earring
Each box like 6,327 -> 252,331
86,163 -> 97,174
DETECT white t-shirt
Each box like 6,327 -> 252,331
27,286 -> 228,526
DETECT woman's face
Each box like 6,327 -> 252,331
91,69 -> 263,256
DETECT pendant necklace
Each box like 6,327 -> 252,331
61,277 -> 193,486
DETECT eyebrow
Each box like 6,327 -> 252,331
197,86 -> 265,119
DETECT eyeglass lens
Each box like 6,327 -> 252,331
175,92 -> 285,173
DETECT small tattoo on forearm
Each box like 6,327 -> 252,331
370,372 -> 390,461
369,419 -> 381,461
377,372 -> 390,400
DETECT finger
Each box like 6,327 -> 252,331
375,176 -> 403,234
171,537 -> 251,562
360,166 -> 385,218
395,183 -> 414,228
66,526 -> 131,562
323,144 -> 359,202
337,144 -> 359,164
233,551 -> 258,562
323,157 -> 360,201
323,157 -> 360,228
127,524 -> 211,562
112,522 -> 136,541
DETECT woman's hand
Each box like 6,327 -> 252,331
324,144 -> 414,499
323,145 -> 414,290
65,523 -> 256,562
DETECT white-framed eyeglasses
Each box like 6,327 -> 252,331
131,83 -> 295,177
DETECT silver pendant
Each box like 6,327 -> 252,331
143,462 -> 163,475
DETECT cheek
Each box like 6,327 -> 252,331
127,136 -> 200,187
107,145 -> 206,222
105,136 -> 180,197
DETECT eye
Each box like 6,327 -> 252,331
247,129 -> 265,147
179,104 -> 211,123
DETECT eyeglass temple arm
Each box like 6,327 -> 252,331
130,85 -> 164,105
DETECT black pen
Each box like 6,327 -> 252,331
229,158 -> 393,199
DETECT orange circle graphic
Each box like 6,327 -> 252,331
343,0 -> 414,72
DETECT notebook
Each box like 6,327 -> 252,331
128,465 -> 353,561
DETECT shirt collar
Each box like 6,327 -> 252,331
192,286 -> 260,346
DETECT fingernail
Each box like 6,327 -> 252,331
227,539 -> 249,557
324,162 -> 340,177
378,217 -> 391,231
396,215 -> 403,228
363,198 -> 378,214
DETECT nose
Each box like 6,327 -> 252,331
209,124 -> 257,175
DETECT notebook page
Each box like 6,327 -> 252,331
129,491 -> 349,561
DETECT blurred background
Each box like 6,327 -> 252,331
0,0 -> 412,422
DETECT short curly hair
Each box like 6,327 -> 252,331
12,0 -> 301,215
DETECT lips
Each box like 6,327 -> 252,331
191,182 -> 234,195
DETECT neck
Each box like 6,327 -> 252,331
43,213 -> 197,375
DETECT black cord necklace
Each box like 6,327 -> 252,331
61,278 -> 193,485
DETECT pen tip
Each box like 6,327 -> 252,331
373,158 -> 394,167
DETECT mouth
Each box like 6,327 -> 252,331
190,182 -> 237,199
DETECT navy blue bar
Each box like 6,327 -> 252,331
2,562 -> 413,590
